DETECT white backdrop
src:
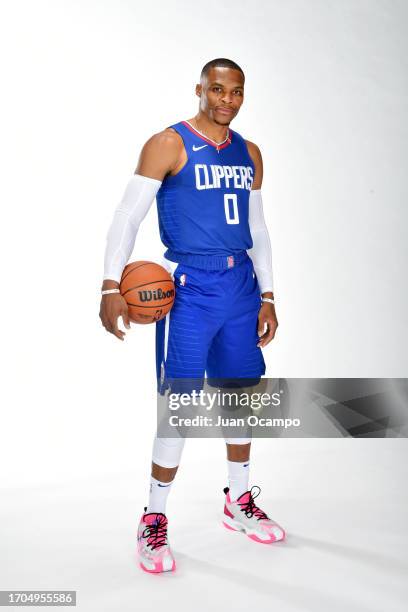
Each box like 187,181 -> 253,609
0,0 -> 407,488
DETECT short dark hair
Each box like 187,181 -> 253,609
200,58 -> 245,82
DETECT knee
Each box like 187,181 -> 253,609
152,435 -> 186,469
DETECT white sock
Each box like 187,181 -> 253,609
146,476 -> 174,515
227,460 -> 250,501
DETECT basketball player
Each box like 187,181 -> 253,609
99,58 -> 285,574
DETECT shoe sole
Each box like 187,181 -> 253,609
222,518 -> 286,544
139,560 -> 176,573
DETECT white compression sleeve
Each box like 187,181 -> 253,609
103,174 -> 162,282
247,189 -> 274,294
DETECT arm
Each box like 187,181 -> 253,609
99,129 -> 183,340
246,140 -> 278,348
102,174 -> 162,285
103,129 -> 183,286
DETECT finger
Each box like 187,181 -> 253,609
102,320 -> 112,333
258,327 -> 275,347
257,318 -> 266,337
257,323 -> 275,347
121,310 -> 131,329
110,318 -> 125,340
258,332 -> 273,348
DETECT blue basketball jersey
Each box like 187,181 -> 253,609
156,120 -> 255,259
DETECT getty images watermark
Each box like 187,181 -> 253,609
157,378 -> 299,438
156,378 -> 408,438
166,387 -> 300,430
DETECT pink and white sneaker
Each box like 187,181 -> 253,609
137,508 -> 176,573
222,486 -> 286,544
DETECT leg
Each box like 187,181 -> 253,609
205,259 -> 285,543
141,260 -> 219,574
205,259 -> 262,500
226,441 -> 251,463
225,439 -> 251,502
137,436 -> 185,574
147,435 -> 186,513
152,462 -> 178,483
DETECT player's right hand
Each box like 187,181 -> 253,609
99,294 -> 131,341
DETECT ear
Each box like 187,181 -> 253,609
195,84 -> 202,98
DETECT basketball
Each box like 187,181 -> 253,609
120,261 -> 175,324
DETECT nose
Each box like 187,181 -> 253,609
221,93 -> 233,104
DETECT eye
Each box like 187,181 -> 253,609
212,87 -> 222,92
233,90 -> 243,96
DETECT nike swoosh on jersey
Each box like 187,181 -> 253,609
192,144 -> 208,151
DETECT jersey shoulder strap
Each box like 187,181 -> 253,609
166,121 -> 196,146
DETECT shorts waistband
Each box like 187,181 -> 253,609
164,249 -> 249,270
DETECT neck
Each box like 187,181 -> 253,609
188,113 -> 230,143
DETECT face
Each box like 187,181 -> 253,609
196,66 -> 245,125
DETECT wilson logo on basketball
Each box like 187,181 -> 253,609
138,288 -> 175,302
120,260 -> 175,324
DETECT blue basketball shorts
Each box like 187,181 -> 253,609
155,252 -> 266,393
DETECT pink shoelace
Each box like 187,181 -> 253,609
142,514 -> 168,550
237,486 -> 269,521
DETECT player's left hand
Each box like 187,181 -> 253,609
257,303 -> 278,348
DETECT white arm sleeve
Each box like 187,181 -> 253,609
103,174 -> 162,282
247,189 -> 274,294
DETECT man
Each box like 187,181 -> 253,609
100,58 -> 285,574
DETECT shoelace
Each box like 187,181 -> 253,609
142,514 -> 168,550
238,485 -> 269,520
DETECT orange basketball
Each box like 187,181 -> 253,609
119,261 -> 175,324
